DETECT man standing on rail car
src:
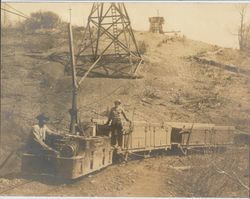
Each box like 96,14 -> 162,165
106,100 -> 131,148
26,114 -> 61,156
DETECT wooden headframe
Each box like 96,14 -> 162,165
76,3 -> 143,77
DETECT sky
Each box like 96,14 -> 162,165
2,2 -> 250,49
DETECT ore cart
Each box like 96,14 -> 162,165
169,122 -> 235,154
96,120 -> 172,159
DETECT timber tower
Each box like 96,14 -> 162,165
76,3 -> 143,78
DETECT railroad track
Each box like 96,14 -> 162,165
0,173 -> 74,195
0,179 -> 35,194
0,146 -> 236,195
0,178 -> 64,195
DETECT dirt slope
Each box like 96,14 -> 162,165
0,29 -> 249,196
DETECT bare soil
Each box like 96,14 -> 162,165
0,28 -> 249,197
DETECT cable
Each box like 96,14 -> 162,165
5,3 -> 29,18
78,84 -> 125,109
1,8 -> 29,19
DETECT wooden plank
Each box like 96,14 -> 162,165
133,58 -> 143,74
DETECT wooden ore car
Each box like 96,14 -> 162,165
96,120 -> 235,156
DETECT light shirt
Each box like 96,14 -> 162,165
108,106 -> 128,124
32,124 -> 52,141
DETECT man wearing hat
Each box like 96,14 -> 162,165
26,113 -> 60,156
106,100 -> 131,147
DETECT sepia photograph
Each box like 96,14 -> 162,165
0,1 -> 249,197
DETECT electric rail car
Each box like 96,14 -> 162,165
22,120 -> 235,179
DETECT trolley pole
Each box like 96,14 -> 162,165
69,8 -> 72,23
68,23 -> 78,134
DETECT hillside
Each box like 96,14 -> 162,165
0,28 -> 249,197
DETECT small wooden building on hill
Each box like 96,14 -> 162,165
149,17 -> 165,34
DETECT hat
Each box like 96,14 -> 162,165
114,99 -> 121,105
36,113 -> 49,122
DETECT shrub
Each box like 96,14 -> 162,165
23,11 -> 61,31
157,42 -> 162,47
23,32 -> 62,52
138,40 -> 147,55
143,86 -> 160,99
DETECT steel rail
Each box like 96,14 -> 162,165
0,179 -> 34,194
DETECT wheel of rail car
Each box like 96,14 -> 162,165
203,146 -> 213,154
212,146 -> 217,153
143,150 -> 151,158
208,146 -> 215,154
203,147 -> 208,154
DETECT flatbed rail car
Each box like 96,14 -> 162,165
169,123 -> 235,153
96,120 -> 172,154
96,120 -> 235,156
22,135 -> 113,179
121,121 -> 172,152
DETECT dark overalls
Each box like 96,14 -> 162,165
108,107 -> 126,147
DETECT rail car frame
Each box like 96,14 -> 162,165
22,120 -> 235,179
95,120 -> 235,158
